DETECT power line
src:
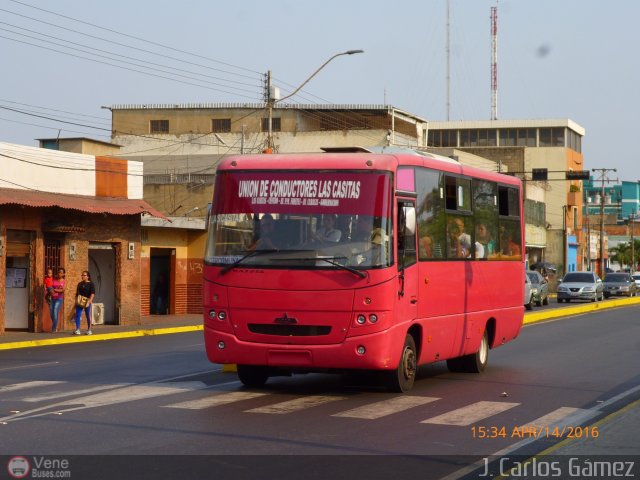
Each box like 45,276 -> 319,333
0,21 -> 261,93
5,1 -> 262,78
0,34 -> 260,99
0,115 -> 112,139
0,98 -> 110,122
0,105 -> 111,131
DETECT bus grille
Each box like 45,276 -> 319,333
248,324 -> 332,336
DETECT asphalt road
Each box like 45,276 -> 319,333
1,306 -> 638,479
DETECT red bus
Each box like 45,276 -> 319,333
203,152 -> 524,392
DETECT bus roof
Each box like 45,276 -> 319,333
217,153 -> 520,187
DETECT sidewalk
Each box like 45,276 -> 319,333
0,314 -> 203,350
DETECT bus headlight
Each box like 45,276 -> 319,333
217,311 -> 227,320
208,310 -> 216,319
356,314 -> 366,325
356,345 -> 366,355
369,314 -> 378,323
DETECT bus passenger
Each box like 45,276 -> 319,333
500,227 -> 521,257
476,222 -> 496,258
489,225 -> 521,260
312,214 -> 342,243
250,214 -> 278,250
448,217 -> 471,258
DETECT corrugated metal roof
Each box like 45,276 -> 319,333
0,187 -> 165,218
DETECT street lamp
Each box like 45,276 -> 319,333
266,49 -> 364,151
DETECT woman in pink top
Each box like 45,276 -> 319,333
49,267 -> 66,332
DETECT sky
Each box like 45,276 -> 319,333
1,0 -> 639,181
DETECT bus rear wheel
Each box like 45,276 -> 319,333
385,334 -> 417,393
446,330 -> 489,373
237,365 -> 269,388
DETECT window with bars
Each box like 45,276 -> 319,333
150,120 -> 169,133
212,118 -> 231,133
261,117 -> 281,132
44,237 -> 63,270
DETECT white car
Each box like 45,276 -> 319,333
632,272 -> 640,288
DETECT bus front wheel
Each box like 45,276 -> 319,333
237,365 -> 269,388
446,330 -> 489,373
385,334 -> 417,393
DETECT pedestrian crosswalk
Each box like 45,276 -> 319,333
420,401 -> 520,426
332,395 -> 439,419
164,391 -> 269,410
244,395 -> 348,414
0,379 -> 598,429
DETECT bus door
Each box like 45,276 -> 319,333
396,199 -> 418,322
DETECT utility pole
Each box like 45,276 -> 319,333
586,202 -> 591,270
265,70 -> 274,152
631,210 -> 636,272
592,168 -> 617,276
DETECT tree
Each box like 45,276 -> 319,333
609,241 -> 639,270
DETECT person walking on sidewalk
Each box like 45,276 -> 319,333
74,270 -> 95,335
49,268 -> 66,332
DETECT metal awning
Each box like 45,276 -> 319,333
0,187 -> 165,218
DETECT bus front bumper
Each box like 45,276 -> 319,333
204,325 -> 405,371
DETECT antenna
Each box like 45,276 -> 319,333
490,4 -> 498,120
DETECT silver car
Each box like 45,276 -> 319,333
557,271 -> 604,303
524,271 -> 533,310
603,272 -> 638,298
527,270 -> 550,306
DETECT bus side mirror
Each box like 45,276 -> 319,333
403,206 -> 416,235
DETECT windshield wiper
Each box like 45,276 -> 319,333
317,256 -> 367,278
219,250 -> 276,275
277,256 -> 366,278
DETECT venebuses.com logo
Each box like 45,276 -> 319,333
6,456 -> 72,478
7,456 -> 30,479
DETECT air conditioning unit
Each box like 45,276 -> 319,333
92,303 -> 105,325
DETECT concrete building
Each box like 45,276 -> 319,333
0,142 -> 162,334
426,119 -> 586,274
38,137 -> 122,156
108,102 -> 428,173
583,180 -> 640,271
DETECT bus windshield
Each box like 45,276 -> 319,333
205,170 -> 393,270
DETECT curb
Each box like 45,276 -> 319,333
523,296 -> 640,325
0,325 -> 204,351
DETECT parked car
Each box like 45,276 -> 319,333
524,271 -> 534,310
603,272 -> 638,298
632,272 -> 640,288
527,270 -> 549,306
556,271 -> 604,303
